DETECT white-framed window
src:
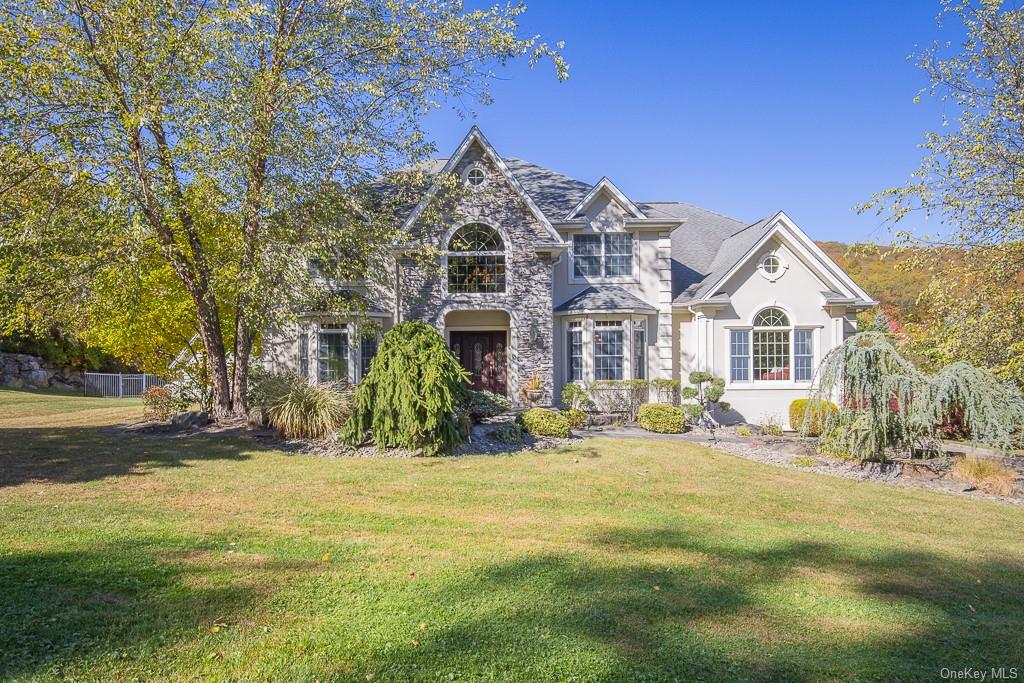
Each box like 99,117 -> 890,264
463,163 -> 487,189
298,332 -> 310,378
759,252 -> 788,281
729,329 -> 749,382
728,308 -> 815,383
567,320 -> 583,382
794,329 -> 813,381
594,320 -> 624,380
572,233 -> 634,279
318,323 -> 349,383
632,319 -> 647,380
359,333 -> 379,380
447,223 -> 506,294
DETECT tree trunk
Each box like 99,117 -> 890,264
194,299 -> 232,419
232,308 -> 254,417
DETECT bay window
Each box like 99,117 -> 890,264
632,319 -> 647,380
572,233 -> 634,279
567,321 -> 583,382
594,320 -> 624,380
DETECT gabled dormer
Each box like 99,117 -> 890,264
565,177 -> 647,228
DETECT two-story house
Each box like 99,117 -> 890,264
261,126 -> 875,426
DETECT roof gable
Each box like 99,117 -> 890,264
394,126 -> 563,245
565,177 -> 646,220
676,211 -> 874,305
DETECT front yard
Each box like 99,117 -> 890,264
1,388 -> 1022,681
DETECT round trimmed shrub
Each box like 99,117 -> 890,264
561,408 -> 587,429
637,403 -> 686,434
516,408 -> 571,438
343,321 -> 469,456
464,390 -> 512,419
789,398 -> 838,436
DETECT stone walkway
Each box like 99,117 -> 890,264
579,425 -> 1024,506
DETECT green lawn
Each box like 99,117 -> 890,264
1,389 -> 1022,682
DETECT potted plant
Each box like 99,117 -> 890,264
519,374 -> 544,404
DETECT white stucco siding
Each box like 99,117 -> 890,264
701,237 -> 849,426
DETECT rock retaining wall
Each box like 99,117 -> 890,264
0,353 -> 84,389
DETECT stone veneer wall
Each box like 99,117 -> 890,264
0,353 -> 85,389
398,144 -> 556,405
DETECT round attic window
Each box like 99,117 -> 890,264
465,165 -> 487,188
759,253 -> 787,281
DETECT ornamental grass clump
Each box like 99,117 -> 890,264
811,332 -> 1024,462
950,456 -> 1018,496
343,321 -> 469,456
266,379 -> 354,440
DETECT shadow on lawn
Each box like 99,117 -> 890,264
363,528 -> 1024,681
0,427 -> 253,487
0,541 -> 269,679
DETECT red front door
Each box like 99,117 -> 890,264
449,331 -> 508,395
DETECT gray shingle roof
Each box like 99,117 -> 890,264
554,286 -> 658,314
410,156 -> 787,308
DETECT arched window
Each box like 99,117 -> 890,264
447,223 -> 506,293
731,307 -> 814,383
752,307 -> 790,381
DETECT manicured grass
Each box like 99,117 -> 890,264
1,389 -> 1022,681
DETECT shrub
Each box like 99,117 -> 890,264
464,390 -> 512,419
494,422 -> 524,444
792,456 -> 818,468
789,399 -> 839,436
561,408 -> 587,429
637,403 -> 686,433
142,385 -> 190,421
516,408 -> 571,438
343,321 -> 469,456
560,382 -> 591,411
950,456 -> 1017,496
737,426 -> 753,437
267,379 -> 354,439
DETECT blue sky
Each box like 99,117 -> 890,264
423,1 -> 957,244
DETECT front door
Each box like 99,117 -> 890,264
449,331 -> 508,395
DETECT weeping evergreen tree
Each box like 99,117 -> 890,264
343,321 -> 469,456
811,333 -> 1024,461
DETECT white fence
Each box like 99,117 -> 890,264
83,372 -> 165,398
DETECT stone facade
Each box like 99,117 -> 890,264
398,143 -> 557,405
0,352 -> 85,389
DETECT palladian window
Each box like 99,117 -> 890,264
729,307 -> 815,383
447,223 -> 506,293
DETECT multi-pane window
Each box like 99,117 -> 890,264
794,329 -> 813,381
632,319 -> 647,380
594,320 -> 624,380
360,334 -> 378,380
567,321 -> 583,382
318,324 -> 349,383
298,333 -> 309,378
730,330 -> 749,382
447,223 -> 506,293
572,233 -> 634,278
730,309 -> 815,383
753,308 -> 791,381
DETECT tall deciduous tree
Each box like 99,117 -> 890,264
0,0 -> 566,417
862,0 -> 1024,387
